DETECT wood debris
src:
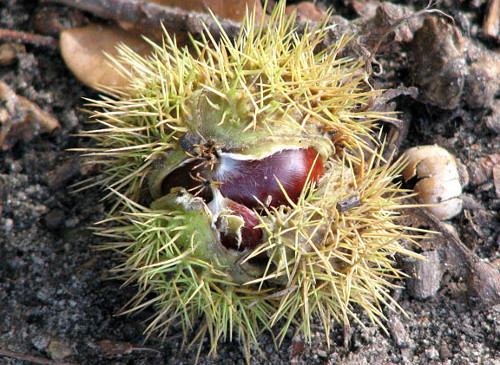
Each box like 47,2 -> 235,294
0,81 -> 60,150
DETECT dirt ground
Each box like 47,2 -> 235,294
0,0 -> 499,364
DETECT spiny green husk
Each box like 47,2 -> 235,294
85,1 -> 423,358
86,3 -> 392,204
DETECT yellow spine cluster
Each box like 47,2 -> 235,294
84,2 -> 422,359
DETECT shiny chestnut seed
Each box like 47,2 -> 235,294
214,147 -> 324,208
160,147 -> 324,208
217,199 -> 263,252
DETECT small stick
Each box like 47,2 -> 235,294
0,29 -> 58,49
482,0 -> 500,37
402,202 -> 500,307
337,194 -> 361,212
0,348 -> 77,365
99,339 -> 160,357
44,0 -> 242,39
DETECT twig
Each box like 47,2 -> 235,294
402,202 -> 500,307
0,29 -> 58,49
337,194 -> 361,212
99,339 -> 161,357
482,0 -> 500,37
0,348 -> 77,365
43,0 -> 242,39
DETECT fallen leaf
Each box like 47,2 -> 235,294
60,24 -> 153,89
61,0 -> 262,90
285,2 -> 325,21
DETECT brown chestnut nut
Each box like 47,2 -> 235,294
161,146 -> 324,208
215,147 -> 324,208
216,199 -> 263,251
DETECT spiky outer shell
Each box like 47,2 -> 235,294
86,2 -> 420,357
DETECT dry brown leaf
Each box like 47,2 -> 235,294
285,2 -> 325,21
61,0 -> 262,90
152,0 -> 262,21
60,24 -> 153,89
116,0 -> 262,38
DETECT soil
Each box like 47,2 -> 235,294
0,1 -> 499,364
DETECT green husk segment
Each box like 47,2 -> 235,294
85,1 -> 422,359
246,153 -> 423,345
97,152 -> 421,354
84,2 -> 391,204
100,189 -> 276,356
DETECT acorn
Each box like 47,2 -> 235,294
85,2 -> 424,358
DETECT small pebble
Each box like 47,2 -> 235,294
45,208 -> 65,230
493,165 -> 500,198
425,347 -> 440,360
316,349 -> 327,358
3,218 -> 14,233
464,55 -> 500,109
387,315 -> 410,348
440,342 -> 452,360
47,339 -> 75,361
64,216 -> 80,228
0,43 -> 24,66
31,335 -> 50,352
8,158 -> 23,173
